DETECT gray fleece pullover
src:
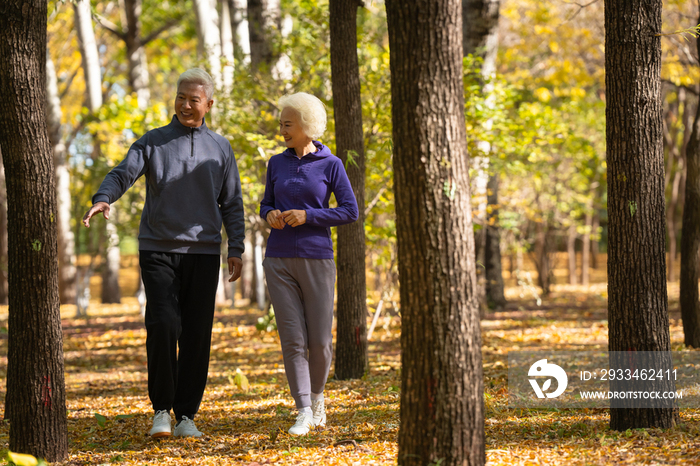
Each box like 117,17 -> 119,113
92,115 -> 245,258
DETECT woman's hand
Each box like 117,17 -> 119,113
281,210 -> 307,227
266,209 -> 285,229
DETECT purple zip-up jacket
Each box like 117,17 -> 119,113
259,141 -> 359,259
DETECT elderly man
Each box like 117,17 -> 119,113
83,68 -> 244,438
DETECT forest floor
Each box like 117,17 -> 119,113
0,256 -> 698,465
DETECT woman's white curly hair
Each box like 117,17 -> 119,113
279,92 -> 327,139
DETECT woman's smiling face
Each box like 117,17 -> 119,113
279,107 -> 311,150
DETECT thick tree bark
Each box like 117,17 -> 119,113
386,1 -> 485,464
330,0 -> 368,380
605,0 -> 676,430
484,174 -> 506,308
0,0 -> 69,459
679,10 -> 700,349
46,54 -> 77,305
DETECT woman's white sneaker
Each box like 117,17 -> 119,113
173,416 -> 203,437
149,410 -> 172,438
288,410 -> 314,436
311,397 -> 326,428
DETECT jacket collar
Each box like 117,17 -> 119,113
282,141 -> 331,159
169,114 -> 209,134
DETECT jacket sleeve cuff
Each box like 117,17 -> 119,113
227,247 -> 243,259
92,194 -> 110,205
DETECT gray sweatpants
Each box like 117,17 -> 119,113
263,257 -> 336,409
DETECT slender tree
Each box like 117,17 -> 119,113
46,53 -> 78,305
605,0 -> 676,429
0,148 -> 7,305
680,8 -> 700,349
463,0 -> 505,309
194,0 -> 223,87
386,0 -> 485,464
74,0 -> 122,304
247,0 -> 280,71
330,0 -> 368,379
0,0 -> 68,460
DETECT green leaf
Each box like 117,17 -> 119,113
94,413 -> 107,428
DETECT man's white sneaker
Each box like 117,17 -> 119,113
173,416 -> 204,437
311,397 -> 326,428
149,410 -> 172,438
288,411 -> 314,436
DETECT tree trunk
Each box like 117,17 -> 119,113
123,0 -> 150,109
193,0 -> 223,88
0,149 -> 8,305
0,0 -> 68,459
667,157 -> 682,282
220,0 -> 235,91
46,53 -> 77,305
231,0 -> 250,60
463,0 -> 502,310
75,0 -> 123,304
679,9 -> 700,350
241,227 -> 253,301
605,0 -> 676,430
462,0 -> 500,77
591,212 -> 599,269
386,1 -> 485,464
247,0 -> 280,71
532,221 -> 552,296
484,173 -> 506,308
330,0 -> 368,380
73,0 -> 102,112
580,201 -> 593,286
101,213 -> 122,304
254,228 -> 265,309
567,223 -> 578,285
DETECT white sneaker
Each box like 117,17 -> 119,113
149,410 -> 172,438
173,416 -> 203,437
288,411 -> 314,436
311,397 -> 326,427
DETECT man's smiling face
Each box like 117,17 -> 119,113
174,82 -> 213,128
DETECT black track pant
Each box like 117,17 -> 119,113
139,250 -> 219,421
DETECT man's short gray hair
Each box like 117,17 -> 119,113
279,92 -> 327,140
177,68 -> 215,100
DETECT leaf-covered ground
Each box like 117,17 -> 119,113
0,258 -> 698,465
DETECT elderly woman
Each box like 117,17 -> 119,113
260,92 -> 358,435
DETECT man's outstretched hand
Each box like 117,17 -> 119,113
82,202 -> 110,228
